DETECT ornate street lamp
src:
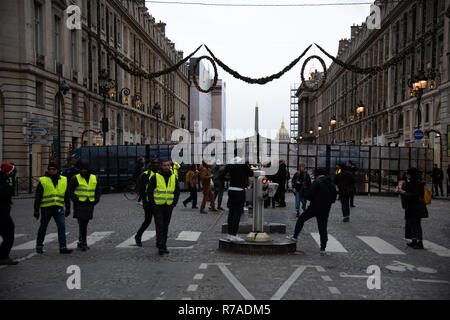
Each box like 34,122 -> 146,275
120,88 -> 130,105
330,117 -> 337,144
356,101 -> 365,145
133,93 -> 142,109
408,70 -> 439,130
57,81 -> 70,169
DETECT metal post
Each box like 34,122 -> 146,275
252,170 -> 265,233
103,93 -> 107,146
57,94 -> 61,169
29,144 -> 32,194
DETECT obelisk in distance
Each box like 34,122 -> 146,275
255,102 -> 260,164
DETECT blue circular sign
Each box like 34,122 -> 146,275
413,130 -> 425,140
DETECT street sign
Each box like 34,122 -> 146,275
413,130 -> 425,140
23,118 -> 49,126
24,138 -> 48,145
22,127 -> 48,136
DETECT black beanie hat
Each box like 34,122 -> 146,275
48,162 -> 59,170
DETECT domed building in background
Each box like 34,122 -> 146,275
276,120 -> 290,143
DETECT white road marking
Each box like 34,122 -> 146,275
422,240 -> 450,257
12,233 -> 59,250
182,297 -> 192,300
175,231 -> 201,242
322,276 -> 332,282
412,279 -> 450,284
357,236 -> 405,255
14,234 -> 25,238
311,233 -> 348,253
116,231 -> 156,248
271,266 -> 307,300
216,263 -> 255,300
187,284 -> 198,292
68,231 -> 114,249
194,274 -> 204,280
167,246 -> 194,250
0,253 -> 37,270
340,272 -> 369,279
199,263 -> 208,269
328,287 -> 341,295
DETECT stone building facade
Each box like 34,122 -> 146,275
0,0 -> 189,180
295,0 -> 449,170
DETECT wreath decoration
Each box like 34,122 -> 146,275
192,56 -> 218,93
301,55 -> 327,92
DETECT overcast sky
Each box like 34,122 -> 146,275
144,0 -> 374,139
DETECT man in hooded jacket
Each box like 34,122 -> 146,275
287,168 -> 337,255
69,160 -> 101,251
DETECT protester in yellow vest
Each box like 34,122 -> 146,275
170,160 -> 181,179
69,160 -> 101,251
134,159 -> 160,247
147,159 -> 180,255
33,162 -> 72,254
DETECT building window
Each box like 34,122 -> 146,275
101,4 -> 105,30
36,81 -> 44,107
425,104 -> 429,123
82,38 -> 87,76
72,94 -> 78,119
71,30 -> 77,70
54,16 -> 61,63
34,2 -> 42,56
93,104 -> 98,122
83,103 -> 89,121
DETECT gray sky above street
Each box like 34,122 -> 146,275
145,0 -> 374,139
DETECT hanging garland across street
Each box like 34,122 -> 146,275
192,56 -> 218,93
103,24 -> 440,94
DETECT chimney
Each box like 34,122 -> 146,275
156,21 -> 166,34
351,24 -> 360,40
338,38 -> 350,56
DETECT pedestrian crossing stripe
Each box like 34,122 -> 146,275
116,231 -> 156,248
310,233 -> 348,253
422,240 -> 450,257
12,233 -> 60,250
357,236 -> 405,255
175,231 -> 201,242
67,231 -> 114,249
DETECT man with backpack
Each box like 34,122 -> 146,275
286,168 -> 337,256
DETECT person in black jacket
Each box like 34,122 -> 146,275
274,160 -> 287,207
135,159 -> 160,247
346,159 -> 357,207
399,168 -> 427,249
34,163 -> 72,254
0,163 -> 18,265
68,161 -> 101,251
147,159 -> 180,255
431,164 -> 444,197
334,164 -> 355,222
286,168 -> 337,255
292,164 -> 311,217
223,150 -> 253,242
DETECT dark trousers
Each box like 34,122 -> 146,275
406,218 -> 423,241
350,193 -> 355,206
340,195 -> 350,218
136,205 -> 153,239
433,182 -> 443,196
227,190 -> 246,236
77,219 -> 90,247
153,204 -> 173,249
293,206 -> 329,250
36,206 -> 67,249
183,185 -> 197,208
214,184 -> 225,208
0,209 -> 15,259
264,197 -> 276,208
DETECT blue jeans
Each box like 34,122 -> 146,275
293,205 -> 329,250
36,206 -> 67,249
295,192 -> 307,211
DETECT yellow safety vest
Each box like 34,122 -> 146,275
8,176 -> 13,187
170,162 -> 181,178
74,174 -> 97,202
153,173 -> 176,205
39,176 -> 67,208
144,171 -> 156,202
336,169 -> 341,175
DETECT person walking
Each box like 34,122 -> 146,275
147,159 -> 180,255
212,159 -> 226,211
64,159 -> 79,184
346,159 -> 357,207
199,161 -> 217,213
134,157 -> 146,181
286,168 -> 337,255
0,163 -> 18,265
334,164 -> 355,223
34,162 -> 72,254
183,164 -> 199,209
134,159 -> 160,247
69,161 -> 101,251
275,160 -> 287,207
170,160 -> 181,179
223,150 -> 253,242
399,168 -> 427,249
431,164 -> 444,197
292,164 -> 311,217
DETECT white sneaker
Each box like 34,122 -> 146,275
286,235 -> 297,242
233,235 -> 245,243
227,234 -> 235,241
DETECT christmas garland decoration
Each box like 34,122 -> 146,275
204,44 -> 312,85
300,55 -> 327,92
192,56 -> 218,93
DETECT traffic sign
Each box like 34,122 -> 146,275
413,130 -> 425,140
22,118 -> 48,126
24,138 -> 48,145
23,127 -> 48,136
